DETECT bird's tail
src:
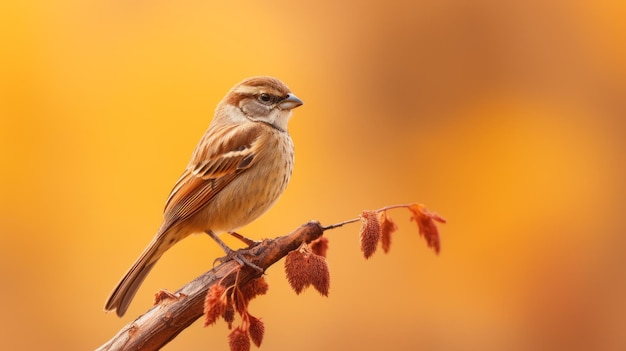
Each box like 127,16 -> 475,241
104,230 -> 176,317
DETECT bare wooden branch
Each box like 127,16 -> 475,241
97,221 -> 324,351
97,202 -> 446,351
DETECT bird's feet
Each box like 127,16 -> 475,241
214,247 -> 264,273
205,230 -> 264,273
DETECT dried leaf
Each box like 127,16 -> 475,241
248,314 -> 265,347
408,204 -> 446,254
378,211 -> 398,253
228,327 -> 251,351
240,276 -> 269,303
285,249 -> 311,294
203,284 -> 226,327
359,210 -> 381,259
309,254 -> 330,297
222,303 -> 235,329
311,236 -> 329,258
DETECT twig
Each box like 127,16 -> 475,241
97,202 -> 444,351
97,221 -> 324,351
321,217 -> 359,230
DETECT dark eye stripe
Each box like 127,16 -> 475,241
257,93 -> 282,105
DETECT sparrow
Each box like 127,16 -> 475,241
105,76 -> 303,317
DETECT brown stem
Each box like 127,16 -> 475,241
97,201 -> 434,351
320,203 -> 414,231
97,221 -> 324,351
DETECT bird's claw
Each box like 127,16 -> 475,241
213,247 -> 264,273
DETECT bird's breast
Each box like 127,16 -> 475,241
196,130 -> 294,234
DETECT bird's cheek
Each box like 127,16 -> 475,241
242,102 -> 268,118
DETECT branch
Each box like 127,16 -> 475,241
97,221 -> 324,351
97,203 -> 445,351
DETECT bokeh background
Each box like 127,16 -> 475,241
1,0 -> 625,350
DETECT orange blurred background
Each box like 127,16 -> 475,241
1,0 -> 625,350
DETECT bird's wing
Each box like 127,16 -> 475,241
160,123 -> 264,233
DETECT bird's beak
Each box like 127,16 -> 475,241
278,94 -> 303,110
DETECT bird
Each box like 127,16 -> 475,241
104,76 -> 303,317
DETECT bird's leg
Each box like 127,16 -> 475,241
228,231 -> 261,248
205,230 -> 264,273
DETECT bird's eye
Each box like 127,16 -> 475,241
258,93 -> 272,104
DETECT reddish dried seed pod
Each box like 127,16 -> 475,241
203,284 -> 226,327
359,210 -> 382,259
285,249 -> 311,294
248,314 -> 265,347
228,327 -> 251,351
408,204 -> 446,254
309,254 -> 330,297
378,211 -> 398,253
311,236 -> 329,258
